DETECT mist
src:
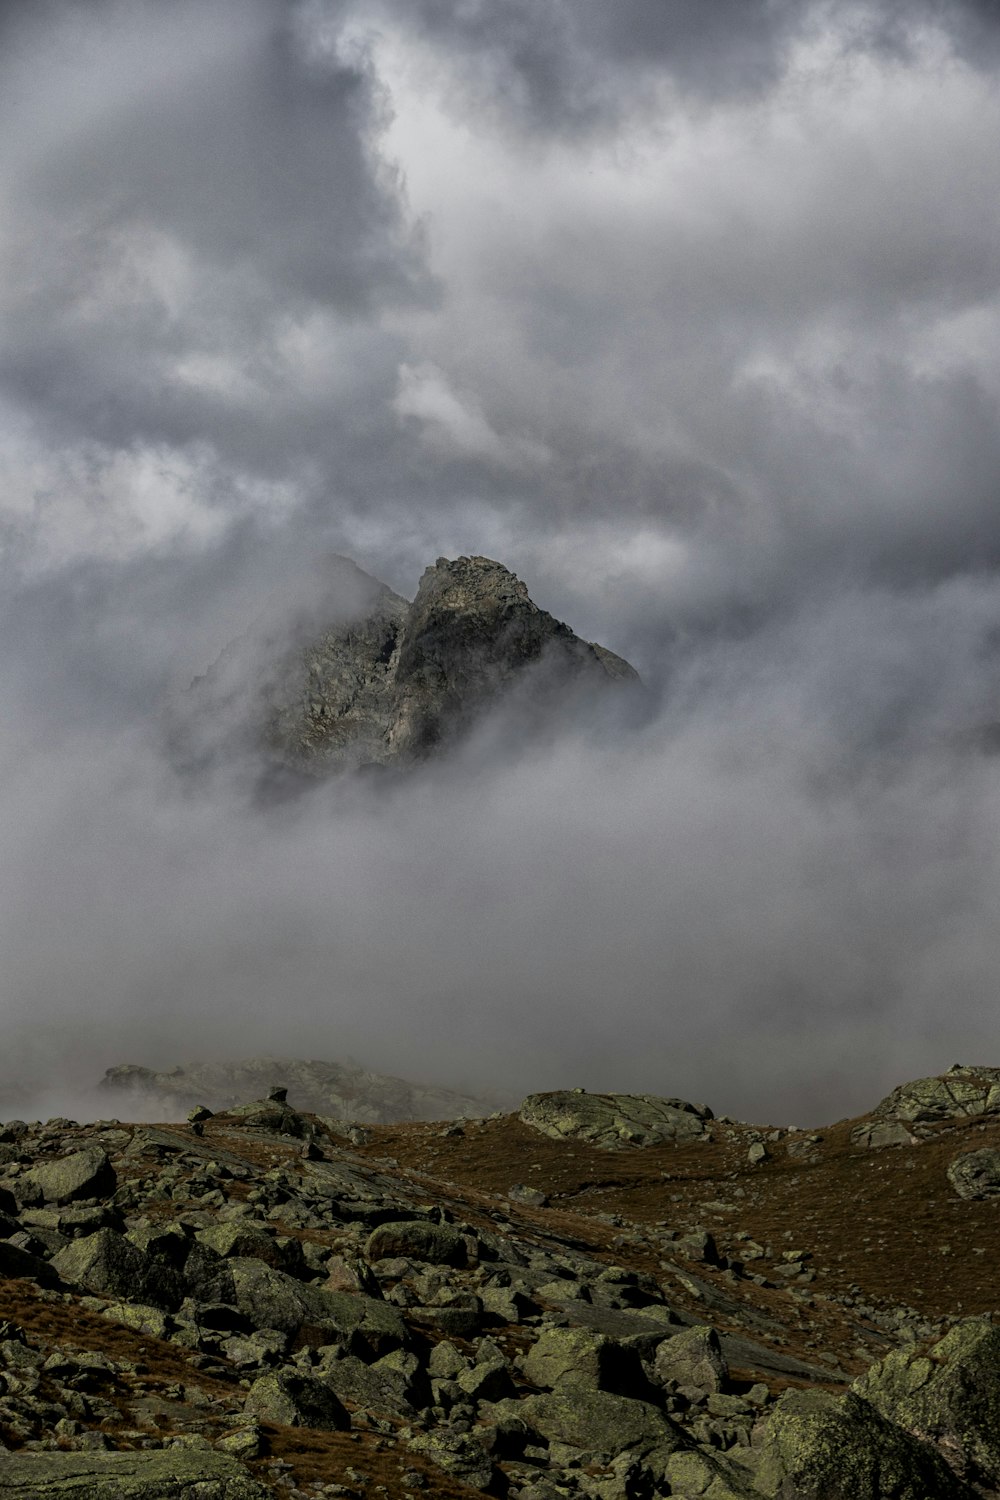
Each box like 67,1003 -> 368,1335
3,0 -> 1000,1126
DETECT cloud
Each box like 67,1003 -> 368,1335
1,0 -> 1000,1124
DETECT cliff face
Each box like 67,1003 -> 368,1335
256,554 -> 638,774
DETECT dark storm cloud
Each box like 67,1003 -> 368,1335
364,0 -> 1000,135
2,0 -> 1000,1124
366,0 -> 806,132
0,0 -> 429,477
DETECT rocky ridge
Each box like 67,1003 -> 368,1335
1,1070 -> 1000,1495
99,1060 -> 502,1129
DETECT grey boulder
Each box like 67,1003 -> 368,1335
519,1090 -> 712,1150
946,1146 -> 1000,1199
0,1449 -> 270,1497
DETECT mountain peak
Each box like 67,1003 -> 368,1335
183,554 -> 639,781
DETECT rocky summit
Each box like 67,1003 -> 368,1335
183,555 -> 638,780
4,1068 -> 1000,1496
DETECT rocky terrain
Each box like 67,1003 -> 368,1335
3,1066 -> 1000,1495
179,555 -> 639,781
98,1060 -> 502,1130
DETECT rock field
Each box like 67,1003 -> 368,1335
2,1067 -> 1000,1495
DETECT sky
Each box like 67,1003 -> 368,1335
3,0 -> 1000,1124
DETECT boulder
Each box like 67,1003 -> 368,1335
850,1121 -> 918,1149
244,1370 -> 349,1430
859,1066 -> 1000,1141
0,1449 -> 270,1496
946,1147 -> 1000,1200
522,1326 -> 647,1398
853,1318 -> 1000,1486
323,1349 -> 429,1414
16,1147 -> 116,1207
512,1388 -> 686,1459
100,1302 -> 171,1338
752,1387 -> 976,1499
364,1219 -> 470,1267
51,1229 -> 183,1311
653,1325 -> 729,1394
227,1258 -> 406,1353
195,1222 -> 287,1266
223,1098 -> 310,1138
0,1240 -> 62,1286
407,1426 -> 495,1491
519,1090 -> 712,1150
657,1446 -> 764,1499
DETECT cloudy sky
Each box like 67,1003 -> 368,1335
3,0 -> 1000,1123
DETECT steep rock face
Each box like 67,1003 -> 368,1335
385,555 -> 636,759
257,554 -> 637,773
263,578 -> 410,771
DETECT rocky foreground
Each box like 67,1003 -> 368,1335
2,1069 -> 1000,1496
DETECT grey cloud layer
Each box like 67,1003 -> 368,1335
1,0 -> 1000,1121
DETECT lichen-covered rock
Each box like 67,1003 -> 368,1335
658,1445 -> 764,1499
521,1326 -> 646,1398
752,1387 -> 976,1499
51,1229 -> 183,1311
863,1066 -> 1000,1130
323,1349 -> 429,1414
850,1121 -> 918,1149
16,1147 -> 116,1207
244,1370 -> 349,1430
519,1090 -> 712,1150
853,1318 -> 1000,1486
0,1448 -> 270,1496
513,1387 -> 686,1458
100,1302 -> 170,1338
946,1146 -> 1000,1199
653,1325 -> 729,1394
364,1219 -> 470,1267
227,1258 -> 406,1353
407,1426 -> 495,1491
195,1222 -> 286,1266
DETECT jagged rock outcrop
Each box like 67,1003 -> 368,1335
181,553 -> 638,781
852,1063 -> 1000,1147
947,1145 -> 1000,1199
99,1055 -> 500,1124
520,1089 -> 713,1149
